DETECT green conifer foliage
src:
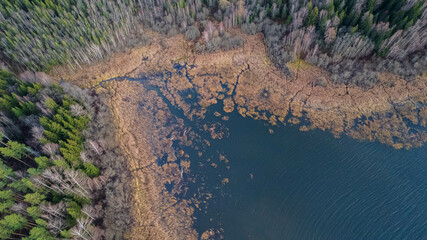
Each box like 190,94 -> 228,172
0,71 -> 105,239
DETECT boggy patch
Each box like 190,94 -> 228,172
53,30 -> 427,148
57,29 -> 426,239
106,81 -> 198,239
99,61 -> 426,238
158,61 -> 426,149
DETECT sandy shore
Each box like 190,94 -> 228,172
50,29 -> 427,239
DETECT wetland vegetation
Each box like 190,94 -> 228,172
0,0 -> 426,239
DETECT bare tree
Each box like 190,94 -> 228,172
64,169 -> 91,198
19,71 -> 36,83
42,143 -> 59,156
40,167 -> 92,198
89,226 -> 104,240
32,175 -> 64,194
70,218 -> 93,240
40,202 -> 66,219
324,27 -> 336,44
11,202 -> 28,214
70,104 -> 85,116
80,151 -> 93,164
88,140 -> 103,155
35,72 -> 51,86
205,21 -> 215,38
45,215 -> 67,234
331,33 -> 374,60
36,102 -> 52,116
31,126 -> 44,140
219,22 -> 224,35
203,30 -> 210,42
88,175 -> 106,191
184,26 -> 200,41
381,7 -> 427,59
81,205 -> 103,221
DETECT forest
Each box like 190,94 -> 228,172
0,0 -> 426,87
0,0 -> 425,239
0,70 -> 129,239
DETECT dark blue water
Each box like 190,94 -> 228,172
98,63 -> 427,239
186,108 -> 427,240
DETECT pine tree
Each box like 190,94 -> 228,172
23,226 -> 55,240
26,206 -> 41,219
0,141 -> 32,167
24,192 -> 46,206
0,190 -> 14,213
0,213 -> 27,232
83,163 -> 100,178
0,141 -> 28,159
34,156 -> 51,170
304,3 -> 318,27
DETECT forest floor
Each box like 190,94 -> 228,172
50,28 -> 427,239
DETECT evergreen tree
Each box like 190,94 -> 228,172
304,3 -> 319,27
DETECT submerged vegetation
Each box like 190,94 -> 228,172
0,0 -> 425,239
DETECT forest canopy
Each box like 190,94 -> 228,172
0,1 -> 425,239
0,70 -> 114,239
0,0 -> 426,82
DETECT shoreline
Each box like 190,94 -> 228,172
50,29 -> 426,239
107,81 -> 197,239
51,29 -> 427,148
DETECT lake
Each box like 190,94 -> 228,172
103,64 -> 427,240
181,103 -> 427,240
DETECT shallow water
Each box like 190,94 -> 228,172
183,104 -> 427,240
100,64 -> 427,239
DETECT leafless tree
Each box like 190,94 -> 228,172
381,7 -> 427,59
89,226 -> 104,240
331,33 -> 374,60
219,0 -> 230,10
203,30 -> 210,42
88,140 -> 104,155
46,216 -> 67,234
35,72 -> 51,86
373,21 -> 390,33
42,143 -> 59,156
219,22 -> 224,35
19,71 -> 36,83
283,26 -> 315,55
185,26 -> 200,41
205,21 -> 215,38
81,205 -> 103,221
324,27 -> 336,44
70,104 -> 85,116
80,151 -> 93,164
36,102 -> 52,116
15,170 -> 26,178
11,202 -> 28,214
70,218 -> 92,240
32,175 -> 64,194
64,169 -> 91,198
41,202 -> 66,219
40,167 -> 92,198
88,175 -> 106,191
0,113 -> 15,134
31,126 -> 44,140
